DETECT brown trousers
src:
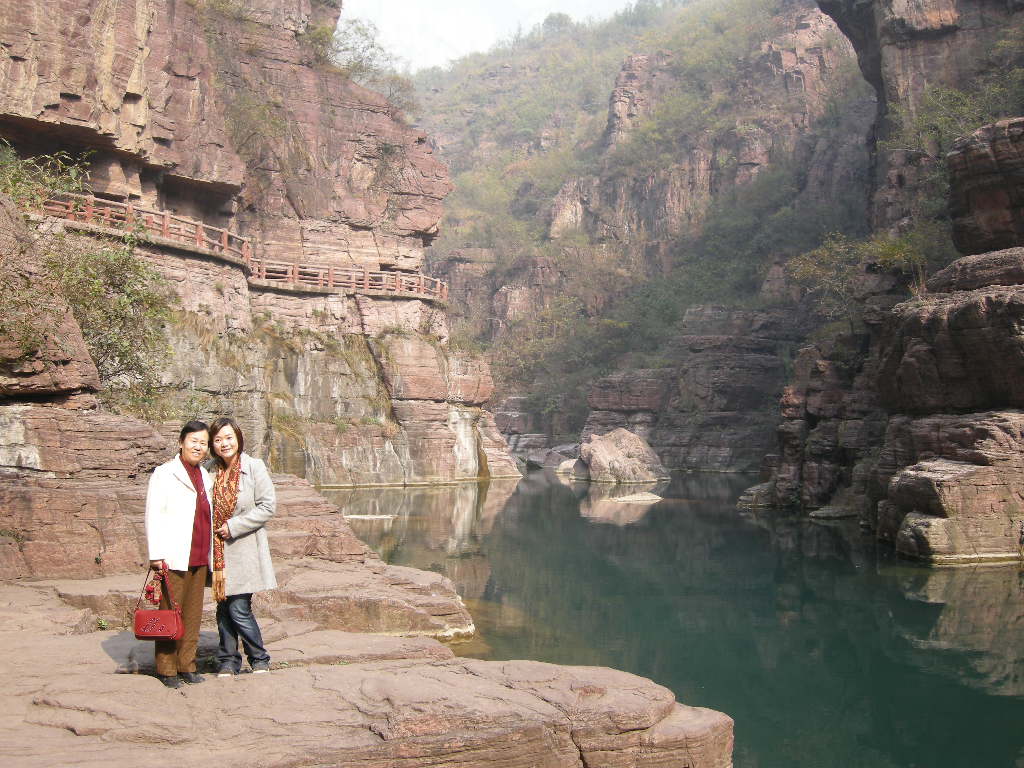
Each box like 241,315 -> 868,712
154,565 -> 208,676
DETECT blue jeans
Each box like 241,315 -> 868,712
215,593 -> 270,672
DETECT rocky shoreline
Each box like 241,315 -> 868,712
0,579 -> 733,768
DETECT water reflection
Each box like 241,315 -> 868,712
334,472 -> 1024,768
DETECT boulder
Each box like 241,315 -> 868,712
573,428 -> 671,484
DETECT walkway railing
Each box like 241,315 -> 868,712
40,192 -> 252,260
34,193 -> 448,302
248,257 -> 449,301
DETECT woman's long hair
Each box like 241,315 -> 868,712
208,417 -> 244,470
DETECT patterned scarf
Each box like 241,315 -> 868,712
211,457 -> 241,602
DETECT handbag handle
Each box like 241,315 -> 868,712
134,567 -> 180,611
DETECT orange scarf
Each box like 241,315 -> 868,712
211,457 -> 241,602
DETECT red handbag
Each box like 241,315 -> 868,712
133,569 -> 185,641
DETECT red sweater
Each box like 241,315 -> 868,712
180,456 -> 212,568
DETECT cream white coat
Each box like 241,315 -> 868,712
144,455 -> 214,571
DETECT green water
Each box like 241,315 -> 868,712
328,472 -> 1024,768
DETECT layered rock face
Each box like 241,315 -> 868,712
149,256 -> 517,485
817,0 -> 1024,230
775,246 -> 1024,561
584,305 -> 806,472
948,117 -> 1024,254
0,0 -> 449,269
0,0 -> 517,486
863,249 -> 1024,561
762,2 -> 1024,563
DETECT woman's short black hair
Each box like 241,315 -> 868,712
208,416 -> 244,468
179,420 -> 209,442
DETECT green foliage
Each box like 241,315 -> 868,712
223,91 -> 287,162
46,232 -> 172,384
789,220 -> 959,320
607,0 -> 783,176
416,2 -> 693,175
0,147 -> 172,400
306,18 -> 419,114
0,141 -> 88,208
328,19 -> 394,78
865,221 -> 958,292
786,233 -> 863,322
886,30 -> 1024,158
302,23 -> 337,65
883,29 -> 1024,220
186,0 -> 252,21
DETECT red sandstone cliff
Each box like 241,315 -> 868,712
817,0 -> 1024,230
763,0 -> 1024,562
0,0 -> 518,486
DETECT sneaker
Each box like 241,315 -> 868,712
251,662 -> 270,674
179,672 -> 205,684
216,668 -> 236,678
157,674 -> 182,689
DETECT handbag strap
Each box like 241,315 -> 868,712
134,567 -> 181,611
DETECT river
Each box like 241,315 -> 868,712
325,471 -> 1024,768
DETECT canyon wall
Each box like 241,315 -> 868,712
818,0 -> 1023,230
765,0 -> 1024,562
0,0 -> 518,487
429,0 -> 875,466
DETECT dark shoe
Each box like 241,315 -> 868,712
180,672 -> 205,684
251,662 -> 270,674
216,667 -> 237,678
157,674 -> 182,689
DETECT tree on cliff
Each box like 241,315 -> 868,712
303,18 -> 417,114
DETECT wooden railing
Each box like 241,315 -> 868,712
248,257 -> 449,301
40,192 -> 252,260
34,193 -> 448,302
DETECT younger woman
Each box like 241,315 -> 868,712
207,417 -> 277,676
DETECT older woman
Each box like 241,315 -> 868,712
144,420 -> 213,689
207,416 -> 277,676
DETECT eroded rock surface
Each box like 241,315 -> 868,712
877,264 -> 1024,415
0,0 -> 518,487
583,305 -> 805,472
948,119 -> 1024,254
0,584 -> 734,768
818,0 -> 1024,230
871,411 -> 1024,562
573,428 -> 670,484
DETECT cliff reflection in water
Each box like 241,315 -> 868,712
336,472 -> 1024,768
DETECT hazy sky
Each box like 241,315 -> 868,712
342,0 -> 639,72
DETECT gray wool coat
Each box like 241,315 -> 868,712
207,453 -> 278,596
